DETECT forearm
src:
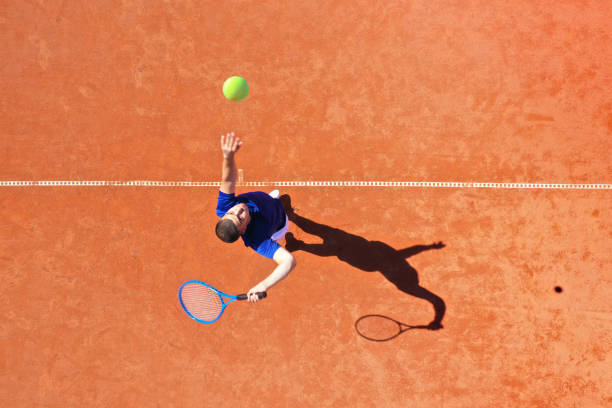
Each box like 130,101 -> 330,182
219,133 -> 242,195
221,156 -> 237,183
259,259 -> 296,291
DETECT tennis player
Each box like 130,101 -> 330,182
215,132 -> 296,302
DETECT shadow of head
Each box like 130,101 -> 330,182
279,194 -> 294,218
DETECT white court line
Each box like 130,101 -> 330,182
0,180 -> 611,189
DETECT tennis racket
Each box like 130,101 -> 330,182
178,280 -> 266,324
355,314 -> 428,342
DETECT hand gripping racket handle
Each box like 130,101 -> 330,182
237,292 -> 267,300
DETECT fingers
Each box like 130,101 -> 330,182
246,288 -> 266,303
221,132 -> 238,146
228,132 -> 237,149
221,132 -> 235,148
221,132 -> 242,153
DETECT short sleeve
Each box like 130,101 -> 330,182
254,239 -> 281,259
216,191 -> 237,217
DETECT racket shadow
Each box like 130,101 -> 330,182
280,194 -> 446,333
355,314 -> 431,342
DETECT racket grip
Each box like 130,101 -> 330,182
237,292 -> 267,300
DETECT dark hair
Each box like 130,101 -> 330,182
215,219 -> 240,243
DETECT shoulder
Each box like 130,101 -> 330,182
216,190 -> 237,217
250,238 -> 281,259
218,190 -> 235,199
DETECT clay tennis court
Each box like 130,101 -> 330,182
2,1 -> 611,406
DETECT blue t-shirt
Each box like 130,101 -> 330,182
216,191 -> 287,259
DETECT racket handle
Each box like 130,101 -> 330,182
237,292 -> 267,300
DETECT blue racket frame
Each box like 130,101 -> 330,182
178,280 -> 242,324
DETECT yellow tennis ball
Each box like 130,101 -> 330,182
222,76 -> 249,101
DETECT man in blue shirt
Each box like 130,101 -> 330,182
215,132 -> 296,302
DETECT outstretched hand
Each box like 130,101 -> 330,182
221,132 -> 242,158
431,241 -> 445,249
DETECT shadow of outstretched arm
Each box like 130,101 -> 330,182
398,242 -> 445,259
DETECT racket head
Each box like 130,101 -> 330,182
178,280 -> 235,324
355,314 -> 412,342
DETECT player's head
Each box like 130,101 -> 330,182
216,203 -> 251,242
215,219 -> 240,243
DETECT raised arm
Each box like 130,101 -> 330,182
220,132 -> 242,194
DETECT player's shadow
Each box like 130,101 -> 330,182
280,194 -> 446,331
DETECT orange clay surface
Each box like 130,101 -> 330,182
1,1 -> 611,407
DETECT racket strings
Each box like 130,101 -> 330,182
180,283 -> 224,321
